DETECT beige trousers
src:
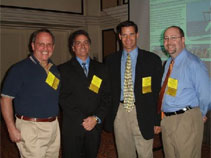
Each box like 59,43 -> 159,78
161,107 -> 204,158
16,117 -> 60,158
114,103 -> 153,158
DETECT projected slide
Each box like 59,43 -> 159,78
150,0 -> 211,61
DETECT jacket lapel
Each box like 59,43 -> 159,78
71,57 -> 87,79
117,51 -> 122,91
87,59 -> 95,81
134,49 -> 143,93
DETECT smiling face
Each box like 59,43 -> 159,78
164,27 -> 185,59
72,34 -> 90,61
31,32 -> 54,65
119,26 -> 139,53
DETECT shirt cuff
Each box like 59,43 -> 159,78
94,115 -> 102,124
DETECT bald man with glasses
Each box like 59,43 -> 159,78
160,26 -> 210,158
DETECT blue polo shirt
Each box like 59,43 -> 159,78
1,55 -> 60,118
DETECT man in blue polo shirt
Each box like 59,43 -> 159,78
1,28 -> 60,158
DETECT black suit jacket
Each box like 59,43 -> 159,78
104,48 -> 162,140
59,57 -> 110,136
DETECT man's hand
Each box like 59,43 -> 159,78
203,116 -> 207,123
154,126 -> 161,134
8,127 -> 21,142
1,96 -> 21,142
82,116 -> 97,131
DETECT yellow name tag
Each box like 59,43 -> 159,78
166,78 -> 178,97
45,71 -> 60,90
142,76 -> 152,94
89,75 -> 102,93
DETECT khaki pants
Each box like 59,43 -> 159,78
161,108 -> 204,158
16,117 -> 60,158
114,103 -> 153,158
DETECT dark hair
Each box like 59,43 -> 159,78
164,26 -> 185,37
69,30 -> 91,49
31,28 -> 55,44
116,20 -> 138,35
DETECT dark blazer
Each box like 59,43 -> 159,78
59,57 -> 110,136
104,48 -> 162,140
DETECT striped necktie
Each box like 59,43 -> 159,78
123,53 -> 135,112
82,63 -> 88,77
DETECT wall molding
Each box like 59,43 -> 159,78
0,0 -> 84,15
100,4 -> 128,28
0,4 -> 128,29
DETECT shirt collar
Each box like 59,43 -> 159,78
29,55 -> 52,65
76,56 -> 90,66
168,48 -> 187,66
123,47 -> 138,59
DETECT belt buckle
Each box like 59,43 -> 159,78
182,107 -> 187,111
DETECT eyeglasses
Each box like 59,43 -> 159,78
164,36 -> 181,41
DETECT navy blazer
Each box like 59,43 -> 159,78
104,48 -> 162,140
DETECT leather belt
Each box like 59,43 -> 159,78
16,114 -> 56,122
164,106 -> 192,116
120,100 -> 124,103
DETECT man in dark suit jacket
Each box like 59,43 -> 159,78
104,21 -> 162,158
59,30 -> 110,158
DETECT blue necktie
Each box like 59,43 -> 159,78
82,63 -> 88,77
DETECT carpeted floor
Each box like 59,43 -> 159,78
97,130 -> 211,158
1,121 -> 210,158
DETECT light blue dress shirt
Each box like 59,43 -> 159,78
76,56 -> 90,75
120,48 -> 138,101
162,48 -> 210,116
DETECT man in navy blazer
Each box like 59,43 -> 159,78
59,30 -> 110,158
104,21 -> 162,158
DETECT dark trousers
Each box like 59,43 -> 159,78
62,127 -> 101,158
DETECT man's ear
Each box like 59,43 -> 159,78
119,34 -> 122,40
136,33 -> 139,39
72,45 -> 75,52
31,42 -> 35,51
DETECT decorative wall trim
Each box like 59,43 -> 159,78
100,4 -> 128,28
0,4 -> 128,29
0,0 -> 84,15
0,6 -> 86,29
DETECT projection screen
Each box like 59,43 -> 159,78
130,0 -> 211,63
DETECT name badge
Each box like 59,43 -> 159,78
89,75 -> 102,94
45,71 -> 60,90
166,78 -> 178,97
142,76 -> 152,94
